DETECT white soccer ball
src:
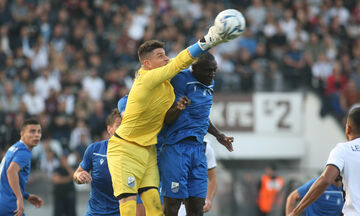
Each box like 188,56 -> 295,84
214,9 -> 246,40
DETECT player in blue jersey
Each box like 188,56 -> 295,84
118,94 -> 191,216
0,119 -> 44,216
286,175 -> 343,215
73,109 -> 122,216
159,52 -> 234,216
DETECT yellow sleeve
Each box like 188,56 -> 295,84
141,49 -> 195,89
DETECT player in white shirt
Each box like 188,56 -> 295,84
289,107 -> 360,216
178,140 -> 217,215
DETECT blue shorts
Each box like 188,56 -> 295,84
159,138 -> 208,199
136,183 -> 163,204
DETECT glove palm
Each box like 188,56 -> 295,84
198,26 -> 229,51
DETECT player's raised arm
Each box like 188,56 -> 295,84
140,9 -> 245,89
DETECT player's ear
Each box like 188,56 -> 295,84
143,59 -> 151,69
345,121 -> 351,139
107,125 -> 112,135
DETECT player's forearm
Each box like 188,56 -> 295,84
164,105 -> 182,125
206,177 -> 217,202
208,120 -> 222,138
286,191 -> 299,215
292,177 -> 330,215
7,170 -> 23,201
73,170 -> 83,184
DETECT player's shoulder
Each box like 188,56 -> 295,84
175,68 -> 191,79
180,68 -> 191,74
118,94 -> 128,112
171,68 -> 191,85
119,94 -> 128,102
333,139 -> 356,152
11,142 -> 31,154
87,140 -> 108,153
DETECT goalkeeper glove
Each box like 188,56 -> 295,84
197,26 -> 228,51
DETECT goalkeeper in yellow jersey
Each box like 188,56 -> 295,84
107,22 -> 235,216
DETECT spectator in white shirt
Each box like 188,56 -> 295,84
246,0 -> 267,33
34,67 -> 61,99
58,85 -> 75,115
280,9 -> 297,41
311,53 -> 333,92
289,107 -> 360,216
22,83 -> 45,116
0,82 -> 20,113
30,36 -> 49,71
328,0 -> 350,26
69,119 -> 91,151
82,68 -> 105,101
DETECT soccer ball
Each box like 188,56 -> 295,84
214,9 -> 246,40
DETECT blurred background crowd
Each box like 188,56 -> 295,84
0,0 -> 360,214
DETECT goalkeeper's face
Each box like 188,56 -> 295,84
145,48 -> 170,69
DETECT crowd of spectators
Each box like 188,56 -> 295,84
1,0 -> 360,175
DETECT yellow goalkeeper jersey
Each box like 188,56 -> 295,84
115,49 -> 195,146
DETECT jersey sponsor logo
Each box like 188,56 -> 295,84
171,182 -> 179,193
326,194 -> 330,200
128,176 -> 135,187
100,159 -> 104,165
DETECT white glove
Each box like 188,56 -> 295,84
197,26 -> 228,51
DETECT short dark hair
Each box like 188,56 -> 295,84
106,109 -> 121,126
348,107 -> 360,134
192,52 -> 216,71
137,40 -> 165,63
21,118 -> 40,131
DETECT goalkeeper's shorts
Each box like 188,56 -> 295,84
107,135 -> 159,197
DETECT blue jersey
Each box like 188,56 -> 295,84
117,95 -> 128,114
0,141 -> 32,216
80,140 -> 119,216
166,69 -> 214,144
297,178 -> 343,216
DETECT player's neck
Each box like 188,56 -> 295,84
21,141 -> 34,151
141,65 -> 151,70
348,134 -> 360,141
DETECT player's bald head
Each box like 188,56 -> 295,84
138,40 -> 165,63
192,52 -> 216,70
